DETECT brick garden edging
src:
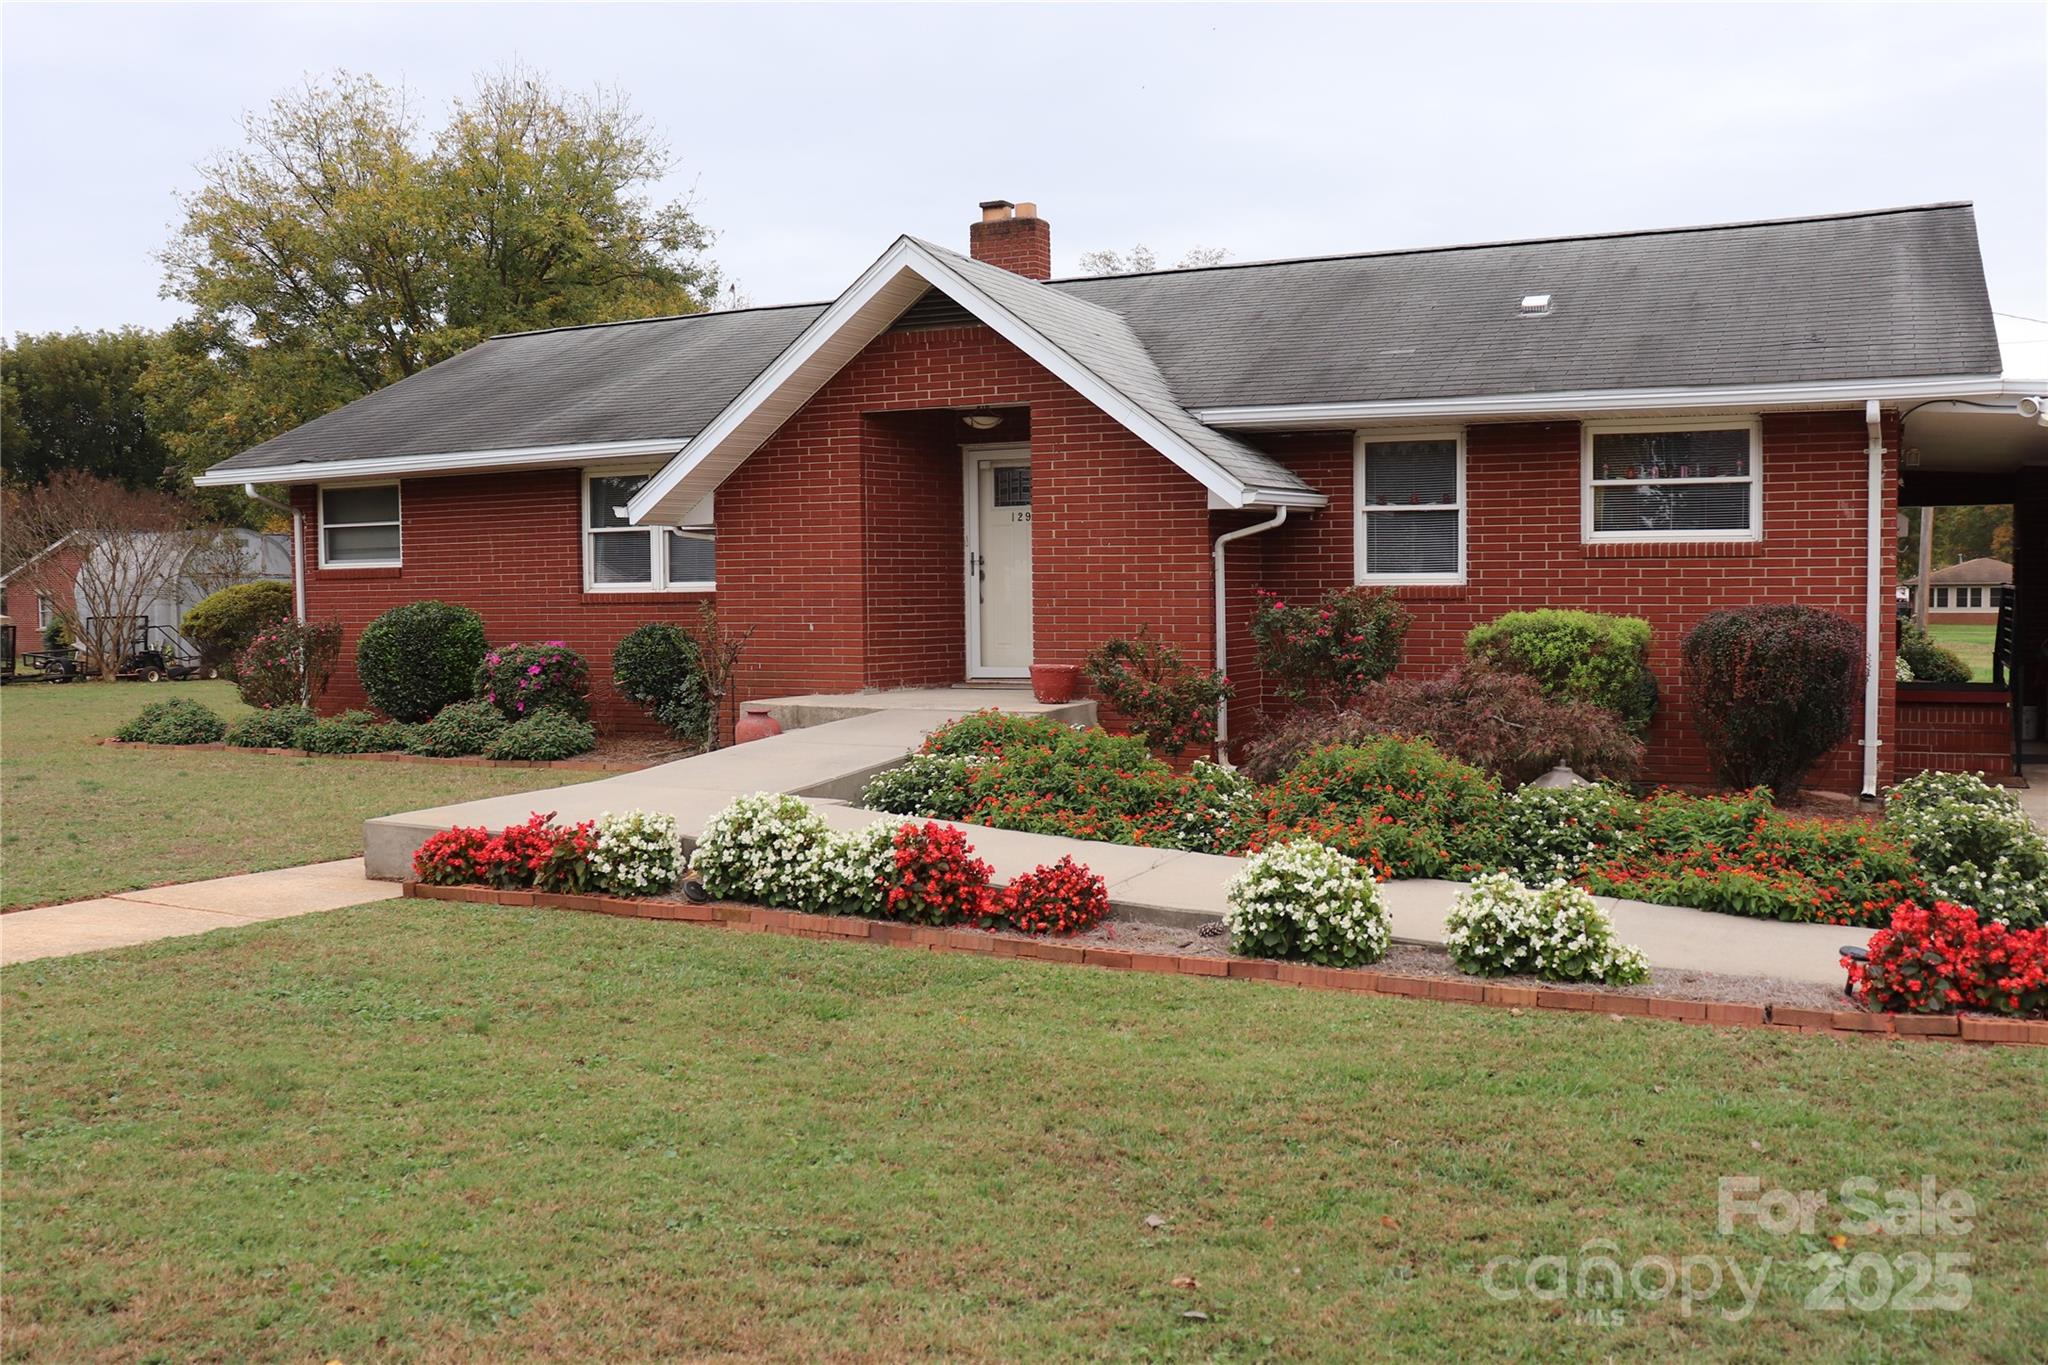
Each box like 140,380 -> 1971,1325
400,883 -> 2048,1048
99,738 -> 650,773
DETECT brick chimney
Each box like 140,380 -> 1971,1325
968,200 -> 1052,280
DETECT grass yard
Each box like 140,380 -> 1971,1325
5,904 -> 2044,1361
1926,623 -> 1997,683
0,682 -> 596,909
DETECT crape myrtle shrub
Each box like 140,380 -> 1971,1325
355,600 -> 488,722
1681,604 -> 1862,799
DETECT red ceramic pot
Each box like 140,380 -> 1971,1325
735,704 -> 783,744
1029,663 -> 1082,705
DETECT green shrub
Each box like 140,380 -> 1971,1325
484,710 -> 596,762
405,699 -> 510,758
1681,604 -> 1862,798
225,705 -> 315,748
1465,609 -> 1657,731
1884,772 -> 2048,927
690,793 -> 838,911
1896,619 -> 1973,685
476,641 -> 590,721
295,710 -> 415,755
114,696 -> 227,745
1495,784 -> 1640,881
1251,738 -> 1504,879
354,600 -> 488,721
922,710 -> 1076,757
611,623 -> 712,744
1250,587 -> 1409,707
181,581 -> 293,675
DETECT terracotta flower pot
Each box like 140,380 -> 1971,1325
735,704 -> 783,744
1029,663 -> 1082,705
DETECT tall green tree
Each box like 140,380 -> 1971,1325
152,65 -> 720,487
1,329 -> 173,490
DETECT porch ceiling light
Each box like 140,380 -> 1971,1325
962,413 -> 1004,431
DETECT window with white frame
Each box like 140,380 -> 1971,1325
1584,421 -> 1761,541
35,592 -> 54,630
319,484 -> 402,566
1355,433 -> 1464,583
584,470 -> 715,591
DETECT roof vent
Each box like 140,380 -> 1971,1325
1520,293 -> 1554,317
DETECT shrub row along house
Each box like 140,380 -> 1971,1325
195,200 -> 2048,794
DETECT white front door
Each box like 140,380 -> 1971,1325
965,446 -> 1033,678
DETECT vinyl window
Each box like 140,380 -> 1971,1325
1355,432 -> 1464,584
319,483 -> 402,567
1583,421 -> 1762,543
585,470 -> 715,591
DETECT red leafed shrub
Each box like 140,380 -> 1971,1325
1244,664 -> 1642,788
411,811 -> 596,892
1847,901 -> 2048,1016
413,825 -> 500,886
1682,604 -> 1862,799
998,856 -> 1110,935
884,822 -> 995,925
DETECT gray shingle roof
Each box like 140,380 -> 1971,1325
918,241 -> 1313,498
1052,202 -> 1999,408
209,302 -> 825,473
207,202 -> 1999,479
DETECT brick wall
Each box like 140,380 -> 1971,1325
1244,411 -> 1900,791
1895,688 -> 2015,777
3,543 -> 81,659
292,471 -> 712,732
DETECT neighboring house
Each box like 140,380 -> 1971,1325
195,199 -> 2048,792
1,529 -> 290,662
1905,556 -> 2013,625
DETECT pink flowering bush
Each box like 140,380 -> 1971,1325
1250,587 -> 1410,709
1082,627 -> 1231,757
476,641 -> 591,721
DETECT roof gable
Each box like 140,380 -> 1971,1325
626,238 -> 1321,524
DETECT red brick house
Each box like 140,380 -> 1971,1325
1906,556 -> 2013,626
195,200 -> 2048,793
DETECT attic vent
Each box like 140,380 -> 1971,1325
1520,293 -> 1554,317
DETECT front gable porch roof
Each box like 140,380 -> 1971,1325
626,238 -> 1325,525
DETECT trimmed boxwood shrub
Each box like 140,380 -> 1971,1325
355,600 -> 488,722
226,705 -> 316,748
181,580 -> 293,676
1896,618 -> 1973,684
1465,609 -> 1656,732
115,697 -> 227,745
477,640 -> 590,721
484,710 -> 596,761
295,710 -> 416,754
1681,604 -> 1863,798
611,623 -> 711,743
405,699 -> 510,758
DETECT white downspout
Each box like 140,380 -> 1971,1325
245,483 -> 304,623
1212,506 -> 1289,765
1861,400 -> 1884,799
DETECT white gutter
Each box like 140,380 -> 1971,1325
1861,400 -> 1884,800
1192,374 -> 2006,430
194,437 -> 688,488
1211,507 -> 1289,765
243,484 -> 304,623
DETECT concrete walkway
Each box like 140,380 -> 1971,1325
362,685 -> 1866,987
0,860 -> 401,966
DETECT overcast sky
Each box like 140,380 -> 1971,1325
4,2 -> 2044,337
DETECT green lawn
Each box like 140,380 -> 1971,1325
1926,623 -> 1997,683
0,681 -> 595,909
5,904 -> 2043,1360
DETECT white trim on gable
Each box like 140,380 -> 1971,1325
625,237 -> 1287,526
